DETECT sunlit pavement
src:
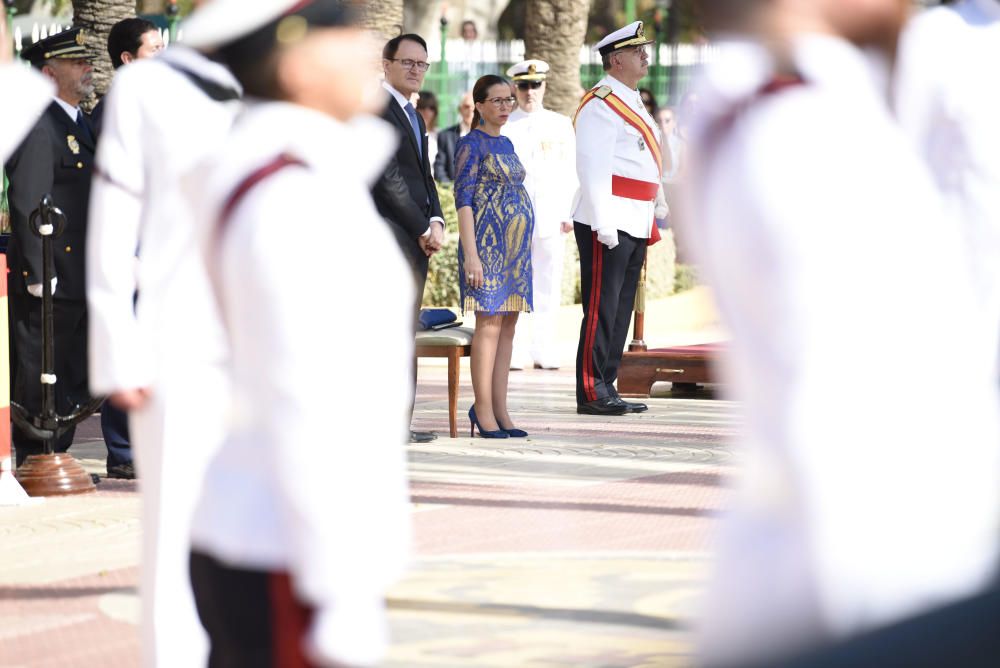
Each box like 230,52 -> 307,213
0,363 -> 732,668
0,288 -> 731,667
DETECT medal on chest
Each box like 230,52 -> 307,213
67,135 -> 80,154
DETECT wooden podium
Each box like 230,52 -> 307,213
617,259 -> 720,398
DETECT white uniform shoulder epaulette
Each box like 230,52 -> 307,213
593,85 -> 612,99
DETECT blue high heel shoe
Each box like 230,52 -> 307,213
469,405 -> 508,439
497,423 -> 528,438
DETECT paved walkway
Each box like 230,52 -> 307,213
0,361 -> 733,667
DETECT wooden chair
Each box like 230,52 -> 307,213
415,327 -> 474,438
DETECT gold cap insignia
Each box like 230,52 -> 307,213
75,31 -> 85,46
637,24 -> 645,39
67,135 -> 80,154
528,64 -> 537,75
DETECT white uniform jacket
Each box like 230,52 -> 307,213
895,0 -> 1000,370
87,46 -> 241,394
503,107 -> 578,239
686,36 -> 1000,666
186,103 -> 413,668
0,65 -> 52,162
85,46 -> 242,668
572,75 -> 663,247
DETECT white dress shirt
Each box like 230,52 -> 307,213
687,35 -> 1000,666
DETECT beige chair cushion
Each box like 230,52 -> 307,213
415,326 -> 474,347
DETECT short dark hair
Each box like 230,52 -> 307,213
107,18 -> 158,70
382,33 -> 427,61
417,90 -> 438,114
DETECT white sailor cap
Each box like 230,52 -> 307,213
183,0 -> 352,52
506,59 -> 549,82
593,21 -> 653,56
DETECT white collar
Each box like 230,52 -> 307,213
53,96 -> 80,122
381,80 -> 411,110
160,45 -> 243,94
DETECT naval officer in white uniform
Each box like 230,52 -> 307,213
503,59 -> 578,370
572,21 -> 668,416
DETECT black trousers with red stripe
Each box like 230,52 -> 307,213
574,223 -> 647,404
190,551 -> 315,668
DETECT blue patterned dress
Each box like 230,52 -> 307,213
455,129 -> 534,314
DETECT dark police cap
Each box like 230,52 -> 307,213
21,27 -> 91,68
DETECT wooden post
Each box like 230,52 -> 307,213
628,257 -> 648,352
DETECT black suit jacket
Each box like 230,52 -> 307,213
371,95 -> 444,272
4,101 -> 94,302
433,123 -> 461,183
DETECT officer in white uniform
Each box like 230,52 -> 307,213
573,21 -> 667,416
181,1 -> 412,665
503,59 -> 578,370
895,0 -> 1000,375
86,6 -> 242,665
686,1 -> 1000,666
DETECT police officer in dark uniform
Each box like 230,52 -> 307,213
4,28 -> 130,474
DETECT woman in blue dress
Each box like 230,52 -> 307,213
455,74 -> 534,439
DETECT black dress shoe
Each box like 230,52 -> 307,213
90,473 -> 101,485
577,397 -> 628,416
107,463 -> 136,480
617,398 -> 648,413
608,391 -> 648,413
409,430 -> 437,443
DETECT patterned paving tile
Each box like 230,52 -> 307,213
0,364 -> 732,666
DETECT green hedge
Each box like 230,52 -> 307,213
423,183 -> 682,307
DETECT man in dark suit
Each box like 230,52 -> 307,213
372,33 -> 444,444
4,28 -> 131,476
433,92 -> 474,183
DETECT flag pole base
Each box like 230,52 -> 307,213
14,453 -> 97,497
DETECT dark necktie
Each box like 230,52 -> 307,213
404,102 -> 422,158
75,109 -> 94,145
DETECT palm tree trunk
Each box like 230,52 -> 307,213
524,0 -> 589,117
358,0 -> 403,42
72,0 -> 134,105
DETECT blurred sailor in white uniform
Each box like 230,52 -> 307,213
686,1 -> 1000,666
0,19 -> 53,161
503,59 -> 578,370
181,1 -> 412,665
85,1 -> 242,664
896,0 -> 1000,375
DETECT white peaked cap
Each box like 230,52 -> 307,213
183,0 -> 314,50
506,59 -> 549,81
593,21 -> 653,55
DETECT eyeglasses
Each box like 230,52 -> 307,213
486,96 -> 517,108
388,58 -> 431,72
516,81 -> 542,90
